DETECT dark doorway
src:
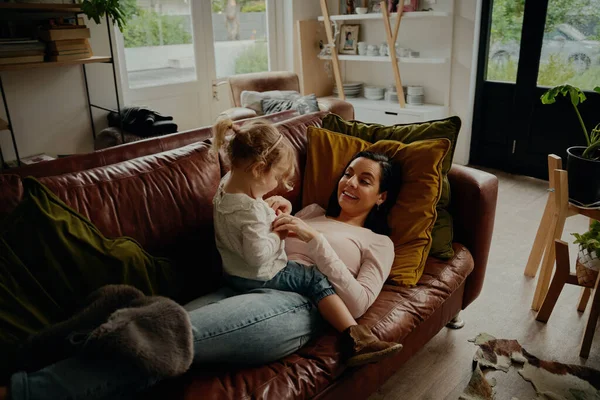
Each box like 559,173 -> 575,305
470,0 -> 600,179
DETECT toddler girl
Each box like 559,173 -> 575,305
211,117 -> 402,366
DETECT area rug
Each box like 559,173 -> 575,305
460,333 -> 600,400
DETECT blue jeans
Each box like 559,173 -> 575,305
226,261 -> 336,305
9,288 -> 323,400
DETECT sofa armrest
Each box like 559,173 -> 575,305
447,164 -> 498,308
317,97 -> 355,120
219,107 -> 257,121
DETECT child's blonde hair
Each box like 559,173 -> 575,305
212,117 -> 295,191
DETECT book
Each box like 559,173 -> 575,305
39,28 -> 91,42
0,41 -> 46,52
0,50 -> 45,57
48,39 -> 88,52
50,49 -> 89,56
20,153 -> 55,166
48,51 -> 91,62
0,38 -> 38,44
0,55 -> 44,65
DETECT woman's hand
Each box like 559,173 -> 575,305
273,214 -> 319,243
265,196 -> 292,216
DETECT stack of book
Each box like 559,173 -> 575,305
0,39 -> 45,65
40,25 -> 92,62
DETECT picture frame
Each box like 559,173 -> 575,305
339,24 -> 359,55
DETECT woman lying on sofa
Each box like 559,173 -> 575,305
1,150 -> 398,400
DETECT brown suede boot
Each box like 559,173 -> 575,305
342,325 -> 403,367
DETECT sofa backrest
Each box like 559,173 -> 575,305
0,112 -> 325,300
228,71 -> 301,107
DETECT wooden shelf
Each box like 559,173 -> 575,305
318,54 -> 447,64
0,2 -> 82,12
0,56 -> 112,71
318,11 -> 450,21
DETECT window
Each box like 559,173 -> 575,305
211,0 -> 270,79
121,0 -> 196,89
537,0 -> 600,90
485,0 -> 525,83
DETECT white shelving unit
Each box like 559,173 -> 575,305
297,0 -> 455,124
318,54 -> 448,64
326,96 -> 448,125
317,11 -> 450,21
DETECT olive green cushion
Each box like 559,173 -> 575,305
0,178 -> 176,380
322,114 -> 461,259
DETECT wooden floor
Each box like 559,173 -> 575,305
369,169 -> 600,400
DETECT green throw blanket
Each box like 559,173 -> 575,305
0,178 -> 177,381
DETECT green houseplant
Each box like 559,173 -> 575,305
572,220 -> 600,287
541,84 -> 600,206
78,0 -> 128,31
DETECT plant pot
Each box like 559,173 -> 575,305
576,247 -> 600,287
567,146 -> 600,207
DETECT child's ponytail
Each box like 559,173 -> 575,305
212,117 -> 235,154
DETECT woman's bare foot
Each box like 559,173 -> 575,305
0,386 -> 7,400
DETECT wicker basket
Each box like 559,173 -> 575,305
576,248 -> 600,287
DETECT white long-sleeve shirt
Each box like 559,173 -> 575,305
213,174 -> 287,280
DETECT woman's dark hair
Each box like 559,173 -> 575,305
326,151 -> 399,235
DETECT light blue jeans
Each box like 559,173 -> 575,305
9,287 -> 323,400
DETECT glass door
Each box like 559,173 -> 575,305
117,0 -> 213,130
471,0 -> 600,179
115,0 -> 280,128
207,0 -> 278,117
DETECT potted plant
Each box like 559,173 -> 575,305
572,221 -> 600,287
78,0 -> 128,31
541,85 -> 600,206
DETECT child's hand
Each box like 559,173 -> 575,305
265,196 -> 292,215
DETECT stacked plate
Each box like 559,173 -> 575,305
333,82 -> 363,98
364,86 -> 384,100
406,85 -> 424,105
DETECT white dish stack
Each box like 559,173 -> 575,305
364,86 -> 385,100
333,82 -> 363,98
406,85 -> 424,105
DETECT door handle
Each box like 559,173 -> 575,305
385,111 -> 398,116
212,80 -> 229,101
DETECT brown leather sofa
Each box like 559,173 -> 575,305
221,71 -> 355,121
0,111 -> 498,399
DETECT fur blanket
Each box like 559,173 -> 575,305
16,285 -> 193,378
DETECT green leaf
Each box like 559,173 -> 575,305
595,87 -> 600,95
541,84 -> 587,107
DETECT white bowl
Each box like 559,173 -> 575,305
356,7 -> 368,14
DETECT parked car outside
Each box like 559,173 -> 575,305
490,24 -> 600,73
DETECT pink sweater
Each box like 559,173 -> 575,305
285,204 -> 394,318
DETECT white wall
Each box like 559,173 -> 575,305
283,0 -> 322,77
450,0 -> 482,165
0,17 -> 117,162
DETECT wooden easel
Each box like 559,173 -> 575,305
318,0 -> 407,107
525,154 -> 600,311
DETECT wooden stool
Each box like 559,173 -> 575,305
536,239 -> 600,358
524,155 -> 600,311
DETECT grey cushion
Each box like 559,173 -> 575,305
261,94 -> 319,115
